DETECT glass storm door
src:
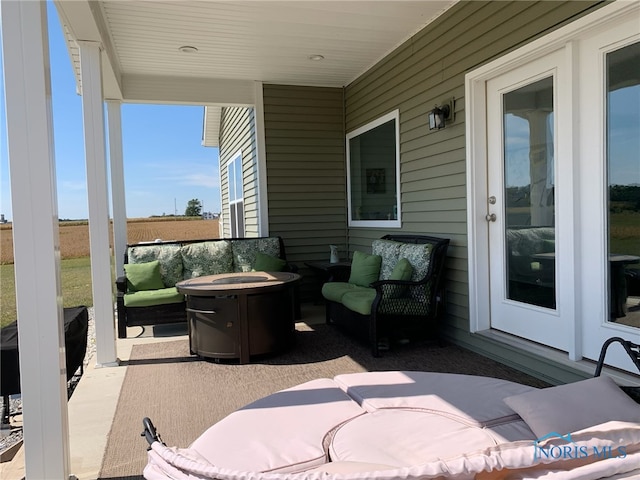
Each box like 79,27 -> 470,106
486,51 -> 571,350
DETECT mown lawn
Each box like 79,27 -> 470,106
610,211 -> 640,273
1,257 -> 94,328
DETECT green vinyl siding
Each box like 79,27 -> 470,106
262,84 -> 345,301
344,0 -> 604,378
219,107 -> 258,238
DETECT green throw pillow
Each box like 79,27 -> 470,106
253,252 -> 287,272
390,258 -> 413,281
389,258 -> 413,298
124,260 -> 164,292
348,250 -> 382,287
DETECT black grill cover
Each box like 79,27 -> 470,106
1,306 -> 89,396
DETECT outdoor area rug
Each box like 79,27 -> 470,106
98,323 -> 550,480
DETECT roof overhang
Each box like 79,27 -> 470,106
53,0 -> 458,104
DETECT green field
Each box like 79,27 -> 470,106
1,257 -> 94,328
610,211 -> 640,271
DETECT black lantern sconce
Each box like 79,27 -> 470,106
428,98 -> 454,130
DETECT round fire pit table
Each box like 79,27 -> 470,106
176,271 -> 301,364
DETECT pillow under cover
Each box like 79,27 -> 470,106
503,375 -> 640,437
348,251 -> 382,287
124,260 -> 164,292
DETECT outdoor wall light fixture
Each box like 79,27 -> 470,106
428,98 -> 454,130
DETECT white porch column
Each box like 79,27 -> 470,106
78,41 -> 118,366
1,1 -> 70,478
107,100 -> 127,278
254,81 -> 269,236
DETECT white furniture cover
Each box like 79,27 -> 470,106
144,371 -> 640,480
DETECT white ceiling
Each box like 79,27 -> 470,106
55,1 -> 458,103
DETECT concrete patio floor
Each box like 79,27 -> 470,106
0,303 -> 326,480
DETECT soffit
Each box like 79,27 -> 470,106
57,0 -> 457,101
202,106 -> 222,147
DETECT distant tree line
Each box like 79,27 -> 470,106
506,185 -> 639,212
610,185 -> 640,211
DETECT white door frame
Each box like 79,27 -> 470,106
466,1 -> 639,368
485,50 -> 575,352
578,22 -> 640,366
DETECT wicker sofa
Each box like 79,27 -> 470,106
322,234 -> 449,356
115,236 -> 294,338
505,226 -> 556,308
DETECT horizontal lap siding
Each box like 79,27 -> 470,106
263,85 -> 346,300
219,107 -> 258,238
344,1 -> 603,343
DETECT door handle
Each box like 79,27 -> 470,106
486,213 -> 496,222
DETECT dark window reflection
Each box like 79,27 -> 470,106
503,77 -> 556,309
607,42 -> 640,326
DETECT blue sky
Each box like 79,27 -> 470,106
0,1 -> 220,221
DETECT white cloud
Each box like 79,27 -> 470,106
177,173 -> 220,188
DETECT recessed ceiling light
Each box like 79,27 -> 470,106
178,46 -> 198,54
308,54 -> 325,61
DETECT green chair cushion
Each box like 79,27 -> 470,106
348,250 -> 382,287
322,282 -> 372,303
124,260 -> 165,292
341,289 -> 377,316
253,252 -> 287,272
123,287 -> 184,308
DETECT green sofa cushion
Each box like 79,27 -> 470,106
322,282 -> 372,303
253,252 -> 287,272
124,260 -> 164,292
123,287 -> 184,308
341,289 -> 377,316
348,251 -> 382,287
127,243 -> 183,287
181,241 -> 233,278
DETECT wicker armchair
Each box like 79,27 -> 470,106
323,234 -> 449,356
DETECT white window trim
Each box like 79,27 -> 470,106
227,149 -> 244,237
465,1 -> 639,361
346,109 -> 401,228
